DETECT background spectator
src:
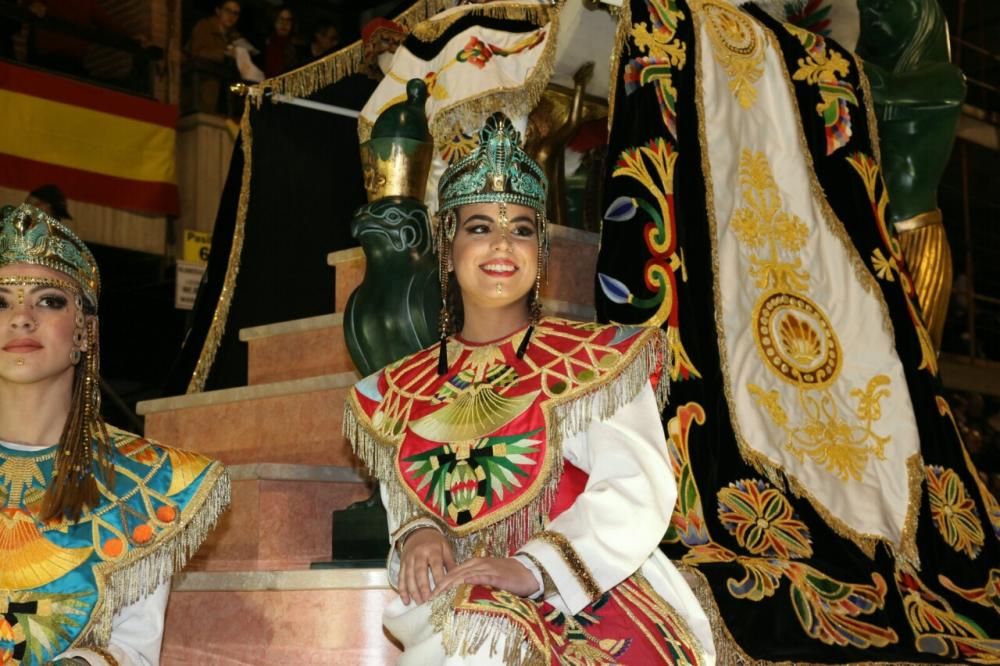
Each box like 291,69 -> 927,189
186,0 -> 243,112
300,19 -> 338,65
262,4 -> 297,78
26,183 -> 71,221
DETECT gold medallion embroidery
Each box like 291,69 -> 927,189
731,149 -> 892,482
695,0 -> 765,110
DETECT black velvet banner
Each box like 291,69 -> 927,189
596,1 -> 1000,662
166,74 -> 375,393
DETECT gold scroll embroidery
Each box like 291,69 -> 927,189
731,149 -> 892,482
694,0 -> 765,110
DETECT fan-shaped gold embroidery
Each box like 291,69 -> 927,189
0,509 -> 92,589
777,313 -> 823,367
410,388 -> 539,443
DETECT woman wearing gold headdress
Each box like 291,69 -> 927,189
0,204 -> 229,666
344,114 -> 714,665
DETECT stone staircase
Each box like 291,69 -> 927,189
138,224 -> 599,664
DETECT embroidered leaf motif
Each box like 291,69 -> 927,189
785,564 -> 898,648
5,590 -> 91,665
717,479 -> 813,559
403,430 -> 542,524
926,465 -> 985,559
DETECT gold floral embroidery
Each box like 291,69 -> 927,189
694,0 -> 765,110
925,465 -> 985,559
731,149 -> 893,481
784,23 -> 858,155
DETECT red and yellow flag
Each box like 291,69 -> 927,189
0,62 -> 178,215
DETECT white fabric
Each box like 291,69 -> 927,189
58,583 -> 170,665
360,2 -> 553,213
696,9 -> 919,549
382,383 -> 716,665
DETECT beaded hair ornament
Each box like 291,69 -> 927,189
433,112 -> 550,374
0,204 -> 111,520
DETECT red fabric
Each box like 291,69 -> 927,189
0,61 -> 177,127
548,461 -> 588,521
0,153 -> 179,216
32,0 -> 126,60
455,575 -> 704,664
264,34 -> 292,78
362,17 -> 405,44
567,118 -> 608,154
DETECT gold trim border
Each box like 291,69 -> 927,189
693,9 -> 921,563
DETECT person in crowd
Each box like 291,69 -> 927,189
0,203 -> 230,665
262,4 -> 297,78
186,0 -> 243,112
343,113 -> 714,665
300,19 -> 338,64
26,183 -> 71,222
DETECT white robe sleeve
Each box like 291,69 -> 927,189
58,582 -> 171,665
517,381 -> 676,614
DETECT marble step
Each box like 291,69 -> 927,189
329,223 -> 600,312
163,569 -> 399,665
241,313 -> 353,385
187,463 -> 370,572
239,299 -> 596,386
137,374 -> 359,466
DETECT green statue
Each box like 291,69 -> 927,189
345,79 -> 441,377
856,0 -> 966,348
331,79 -> 439,565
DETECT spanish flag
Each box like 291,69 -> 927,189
0,62 -> 179,215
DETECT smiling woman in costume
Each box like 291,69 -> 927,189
0,204 -> 229,666
344,113 -> 714,665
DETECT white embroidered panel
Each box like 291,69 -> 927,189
695,6 -> 919,550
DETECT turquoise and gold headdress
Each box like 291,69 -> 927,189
0,204 -> 100,308
436,112 -> 548,219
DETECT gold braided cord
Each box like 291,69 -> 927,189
535,529 -> 602,601
186,0 -> 458,393
186,103 -> 253,393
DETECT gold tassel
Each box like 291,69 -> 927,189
894,209 -> 951,351
81,463 -> 230,645
434,586 -> 544,666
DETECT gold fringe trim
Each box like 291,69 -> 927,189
342,326 -> 670,560
694,12 -> 920,562
186,104 -> 253,393
895,210 -> 951,350
853,51 -> 884,169
411,2 -> 556,42
186,0 -> 455,391
77,463 -> 231,646
259,0 -> 454,99
681,565 -> 931,666
547,327 -> 670,449
431,9 -> 559,155
370,6 -> 562,153
605,0 -> 633,152
433,586 -> 544,666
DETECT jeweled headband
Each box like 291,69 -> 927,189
0,204 -> 100,308
436,112 -> 548,221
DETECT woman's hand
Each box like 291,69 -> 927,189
398,527 -> 456,606
431,557 -> 539,599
